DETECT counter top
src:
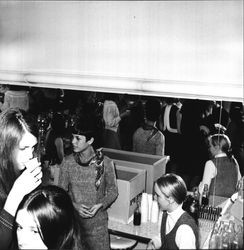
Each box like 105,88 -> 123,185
109,196 -> 229,248
108,219 -> 160,243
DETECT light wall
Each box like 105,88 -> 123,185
0,1 -> 243,101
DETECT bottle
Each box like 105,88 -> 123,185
133,199 -> 141,226
209,225 -> 223,249
189,199 -> 199,224
193,186 -> 200,202
235,224 -> 243,249
202,184 -> 209,206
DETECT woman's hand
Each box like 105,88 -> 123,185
14,159 -> 42,195
89,203 -> 103,216
4,160 -> 42,216
78,204 -> 93,218
78,203 -> 103,218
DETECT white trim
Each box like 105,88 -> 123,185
0,70 -> 243,102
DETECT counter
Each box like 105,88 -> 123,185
108,195 -> 231,248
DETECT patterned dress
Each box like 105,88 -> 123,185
58,151 -> 118,250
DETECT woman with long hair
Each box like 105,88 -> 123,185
0,108 -> 42,250
147,174 -> 198,249
15,185 -> 87,250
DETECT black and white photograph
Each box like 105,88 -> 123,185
0,1 -> 243,249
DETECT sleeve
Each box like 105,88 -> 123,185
198,160 -> 216,194
132,130 -> 138,152
176,224 -> 196,249
0,209 -> 15,250
55,137 -> 64,164
233,157 -> 242,181
155,133 -> 165,156
176,109 -> 182,134
100,157 -> 118,209
58,159 -> 70,191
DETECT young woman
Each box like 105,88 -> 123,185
147,174 -> 198,250
0,108 -> 42,250
58,126 -> 118,250
133,98 -> 165,156
103,93 -> 130,150
44,112 -> 66,166
15,185 -> 87,250
199,133 -> 241,198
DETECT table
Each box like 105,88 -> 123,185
108,219 -> 160,244
109,218 -> 216,248
108,196 -> 229,248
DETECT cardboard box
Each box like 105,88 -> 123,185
103,148 -> 168,194
108,164 -> 146,224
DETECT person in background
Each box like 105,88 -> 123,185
0,84 -> 9,109
44,112 -> 66,166
102,93 -> 130,149
159,97 -> 181,173
43,112 -> 67,185
0,108 -> 42,250
198,133 -> 241,198
147,173 -> 198,250
226,102 -> 244,176
58,124 -> 118,250
0,85 -> 30,112
212,101 -> 230,131
177,99 -> 209,190
15,185 -> 87,250
133,98 -> 165,156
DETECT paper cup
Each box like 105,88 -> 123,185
24,157 -> 39,169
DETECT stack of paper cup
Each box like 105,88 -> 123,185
141,193 -> 148,223
158,210 -> 163,228
150,200 -> 159,223
147,194 -> 153,221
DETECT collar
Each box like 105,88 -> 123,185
215,153 -> 227,158
167,204 -> 184,223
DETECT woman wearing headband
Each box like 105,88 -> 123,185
198,133 -> 241,198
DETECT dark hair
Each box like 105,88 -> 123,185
0,108 -> 31,207
72,114 -> 95,143
16,185 -> 84,249
156,173 -> 187,204
50,112 -> 65,135
145,98 -> 161,122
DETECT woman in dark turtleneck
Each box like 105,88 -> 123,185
58,127 -> 118,250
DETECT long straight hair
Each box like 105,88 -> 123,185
156,173 -> 187,205
16,185 -> 85,249
0,108 -> 30,207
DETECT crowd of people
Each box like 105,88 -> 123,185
0,84 -> 243,249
